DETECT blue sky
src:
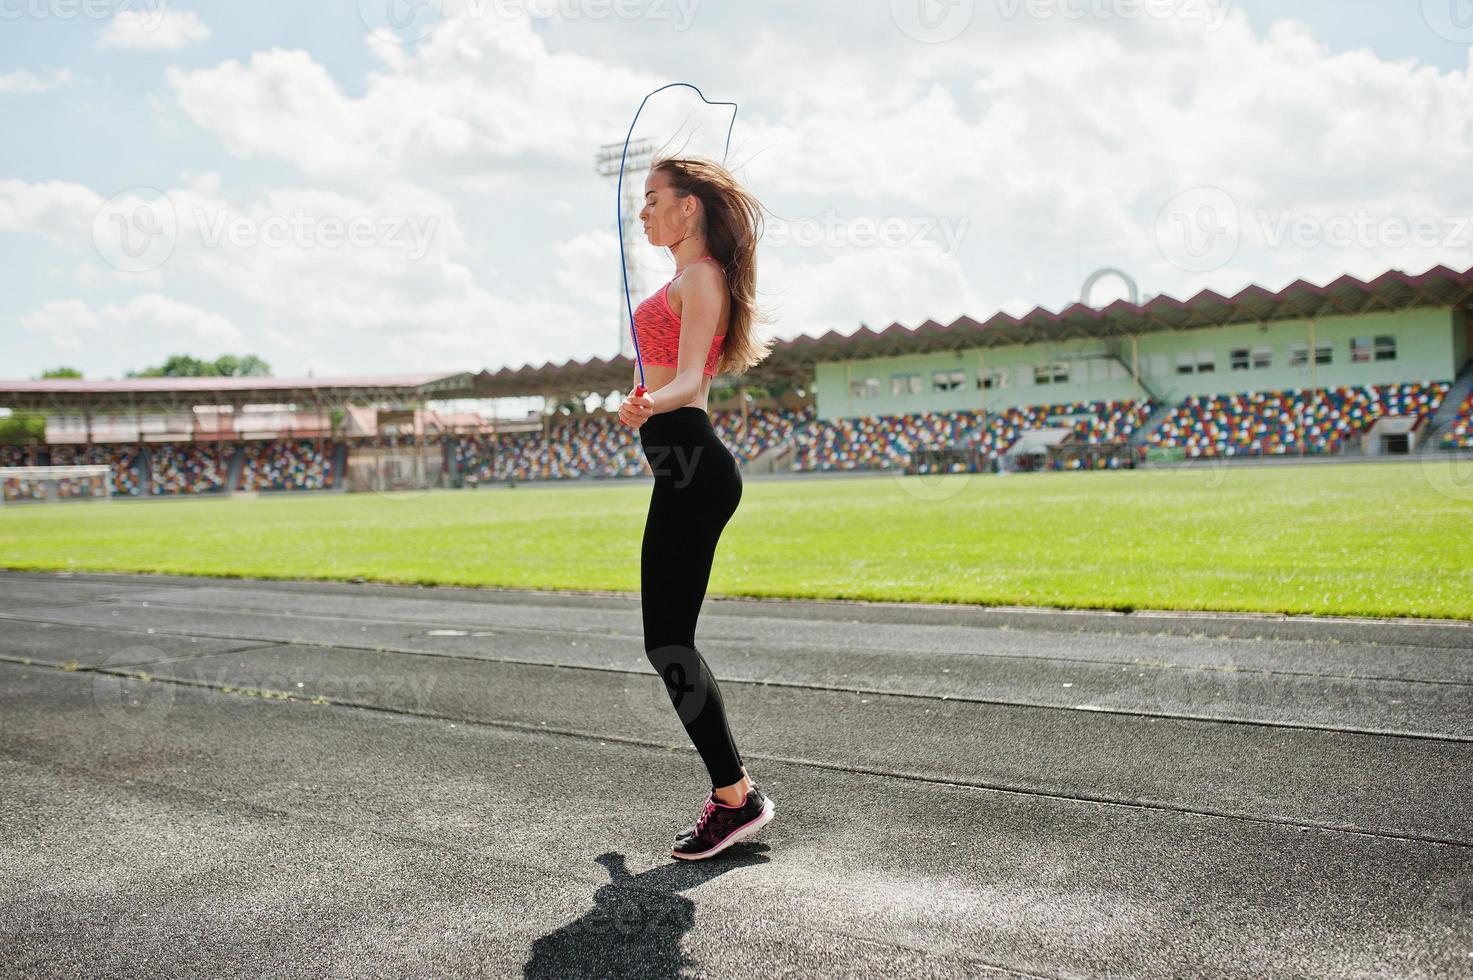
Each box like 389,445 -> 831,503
2,0 -> 1470,393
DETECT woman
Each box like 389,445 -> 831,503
617,156 -> 776,860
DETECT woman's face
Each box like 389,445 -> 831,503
640,169 -> 691,247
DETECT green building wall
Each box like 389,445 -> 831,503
814,306 -> 1463,422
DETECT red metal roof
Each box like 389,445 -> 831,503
469,262 -> 1473,396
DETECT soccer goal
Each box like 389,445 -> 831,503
0,465 -> 113,505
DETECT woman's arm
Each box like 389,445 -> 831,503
647,263 -> 722,414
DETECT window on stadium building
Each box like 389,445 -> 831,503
979,367 -> 1010,389
1033,361 -> 1069,385
1196,350 -> 1215,373
1289,341 -> 1333,367
1349,336 -> 1396,362
932,369 -> 966,392
850,377 -> 880,398
1175,352 -> 1194,375
1230,347 -> 1271,370
891,373 -> 923,396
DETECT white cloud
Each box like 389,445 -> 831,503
0,179 -> 103,244
163,14 -> 660,189
97,7 -> 211,52
0,69 -> 73,95
21,294 -> 240,355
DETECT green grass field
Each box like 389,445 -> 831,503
3,460 -> 1471,620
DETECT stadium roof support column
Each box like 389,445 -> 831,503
1131,335 -> 1141,404
1313,313 -> 1325,389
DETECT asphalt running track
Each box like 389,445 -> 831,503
1,570 -> 1469,979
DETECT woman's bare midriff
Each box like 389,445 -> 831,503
639,364 -> 714,414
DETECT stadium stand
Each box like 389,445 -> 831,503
713,406 -> 813,463
7,383 -> 1464,496
793,408 -> 983,472
2,475 -> 41,501
790,399 -> 1151,473
453,407 -> 812,484
1438,389 -> 1473,449
1,445 -> 33,467
148,443 -> 231,495
47,444 -> 142,495
1144,382 -> 1449,457
237,438 -> 337,491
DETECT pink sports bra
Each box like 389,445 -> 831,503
633,255 -> 727,377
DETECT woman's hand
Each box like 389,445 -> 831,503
619,388 -> 655,428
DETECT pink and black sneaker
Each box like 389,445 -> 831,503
671,784 -> 775,860
674,779 -> 769,842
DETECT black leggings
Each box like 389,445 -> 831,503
638,407 -> 746,790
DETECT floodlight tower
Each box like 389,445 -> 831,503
596,136 -> 657,360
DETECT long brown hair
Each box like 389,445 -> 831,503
650,155 -> 775,377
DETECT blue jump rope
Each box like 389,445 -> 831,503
616,82 -> 738,398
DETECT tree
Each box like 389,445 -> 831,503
39,367 -> 82,379
214,354 -> 272,377
0,412 -> 46,444
126,354 -> 273,378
